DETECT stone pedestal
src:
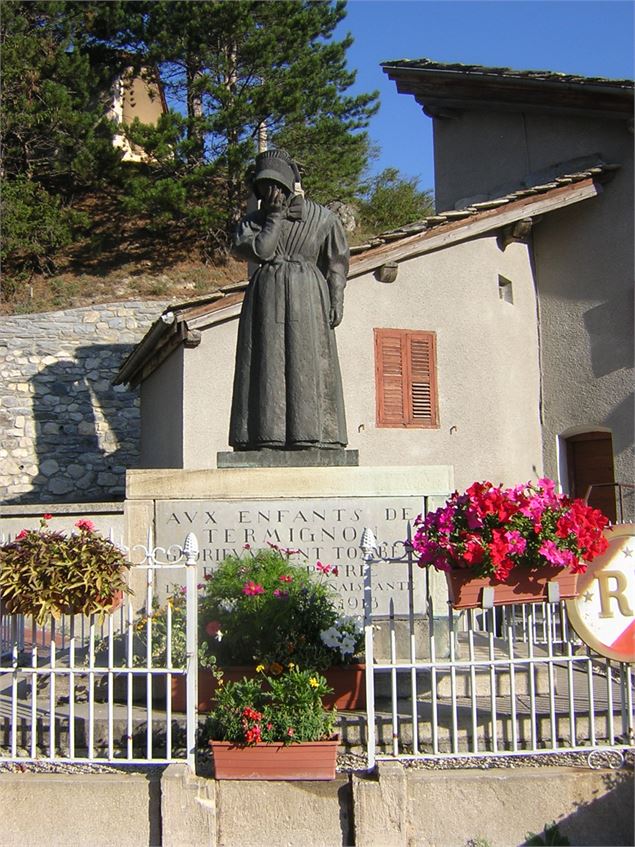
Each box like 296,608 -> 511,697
124,465 -> 454,616
217,449 -> 358,468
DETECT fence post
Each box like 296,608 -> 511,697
360,527 -> 378,771
183,532 -> 199,771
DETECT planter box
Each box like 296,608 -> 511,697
446,567 -> 579,610
209,738 -> 338,780
172,664 -> 366,713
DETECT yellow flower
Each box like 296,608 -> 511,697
288,662 -> 295,670
309,677 -> 319,688
255,664 -> 265,673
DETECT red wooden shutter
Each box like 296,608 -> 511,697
375,329 -> 439,428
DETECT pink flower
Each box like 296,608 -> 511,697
242,581 -> 264,596
316,561 -> 331,574
503,530 -> 526,556
15,529 -> 28,540
331,566 -> 339,577
243,543 -> 252,550
539,540 -> 569,567
279,574 -> 293,583
75,519 -> 95,532
273,589 -> 289,599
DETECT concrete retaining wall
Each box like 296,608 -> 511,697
0,763 -> 631,847
0,301 -> 169,505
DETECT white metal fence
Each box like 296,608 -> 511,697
360,529 -> 634,770
0,533 -> 199,767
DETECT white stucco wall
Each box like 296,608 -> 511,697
532,170 -> 634,513
432,110 -> 631,212
340,236 -> 543,490
140,234 -> 544,491
140,348 -> 184,467
430,106 -> 633,515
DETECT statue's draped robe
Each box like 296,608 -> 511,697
229,198 -> 349,450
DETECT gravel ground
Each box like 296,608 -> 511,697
0,748 -> 631,776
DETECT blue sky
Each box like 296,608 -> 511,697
335,0 -> 634,190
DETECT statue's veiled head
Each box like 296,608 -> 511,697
251,149 -> 301,199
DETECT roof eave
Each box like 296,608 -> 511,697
382,65 -> 634,119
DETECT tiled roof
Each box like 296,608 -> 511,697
382,59 -> 633,119
381,58 -> 634,89
349,162 -> 618,255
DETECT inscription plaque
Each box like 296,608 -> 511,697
155,496 -> 426,615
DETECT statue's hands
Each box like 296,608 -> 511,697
329,301 -> 343,329
262,184 -> 286,214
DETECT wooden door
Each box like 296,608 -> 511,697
566,431 -> 617,522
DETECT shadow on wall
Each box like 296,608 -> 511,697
584,290 -> 634,379
550,766 -> 634,847
8,344 -> 140,504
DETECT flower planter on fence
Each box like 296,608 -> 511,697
446,566 -> 580,610
209,738 -> 338,780
171,663 -> 366,713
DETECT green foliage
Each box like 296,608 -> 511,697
525,822 -> 571,846
0,517 -> 131,624
0,0 -> 120,296
82,0 -> 378,237
1,177 -> 88,282
199,547 -> 363,669
134,583 -> 216,669
358,167 -> 434,234
206,666 -> 336,744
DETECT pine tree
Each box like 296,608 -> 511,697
358,168 -> 434,235
0,1 -> 120,293
81,0 -> 378,244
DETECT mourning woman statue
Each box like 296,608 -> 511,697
229,149 -> 349,451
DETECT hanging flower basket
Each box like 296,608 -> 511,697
446,565 -> 580,610
209,738 -> 338,780
411,478 -> 609,612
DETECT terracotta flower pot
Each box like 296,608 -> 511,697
171,663 -> 366,713
209,737 -> 338,780
446,566 -> 580,610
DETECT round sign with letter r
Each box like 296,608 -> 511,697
566,524 -> 635,663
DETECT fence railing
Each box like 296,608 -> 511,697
0,533 -> 199,767
360,528 -> 634,771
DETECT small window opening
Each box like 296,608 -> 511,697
498,275 -> 514,304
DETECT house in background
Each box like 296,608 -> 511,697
107,67 -> 167,163
116,61 -> 633,521
382,60 -> 634,520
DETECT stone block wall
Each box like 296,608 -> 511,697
0,301 -> 170,504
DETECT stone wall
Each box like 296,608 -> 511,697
0,301 -> 170,504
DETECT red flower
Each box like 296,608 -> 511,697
287,727 -> 295,737
15,529 -> 28,541
331,566 -> 339,576
316,561 -> 331,574
205,620 -> 222,636
42,514 -> 53,521
279,574 -> 293,583
75,519 -> 95,532
242,581 -> 264,596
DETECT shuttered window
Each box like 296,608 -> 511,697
374,329 -> 439,428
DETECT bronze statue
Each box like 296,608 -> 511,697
229,150 -> 349,451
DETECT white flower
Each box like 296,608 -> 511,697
339,635 -> 356,656
219,598 -> 236,613
215,629 -> 224,642
320,627 -> 340,649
